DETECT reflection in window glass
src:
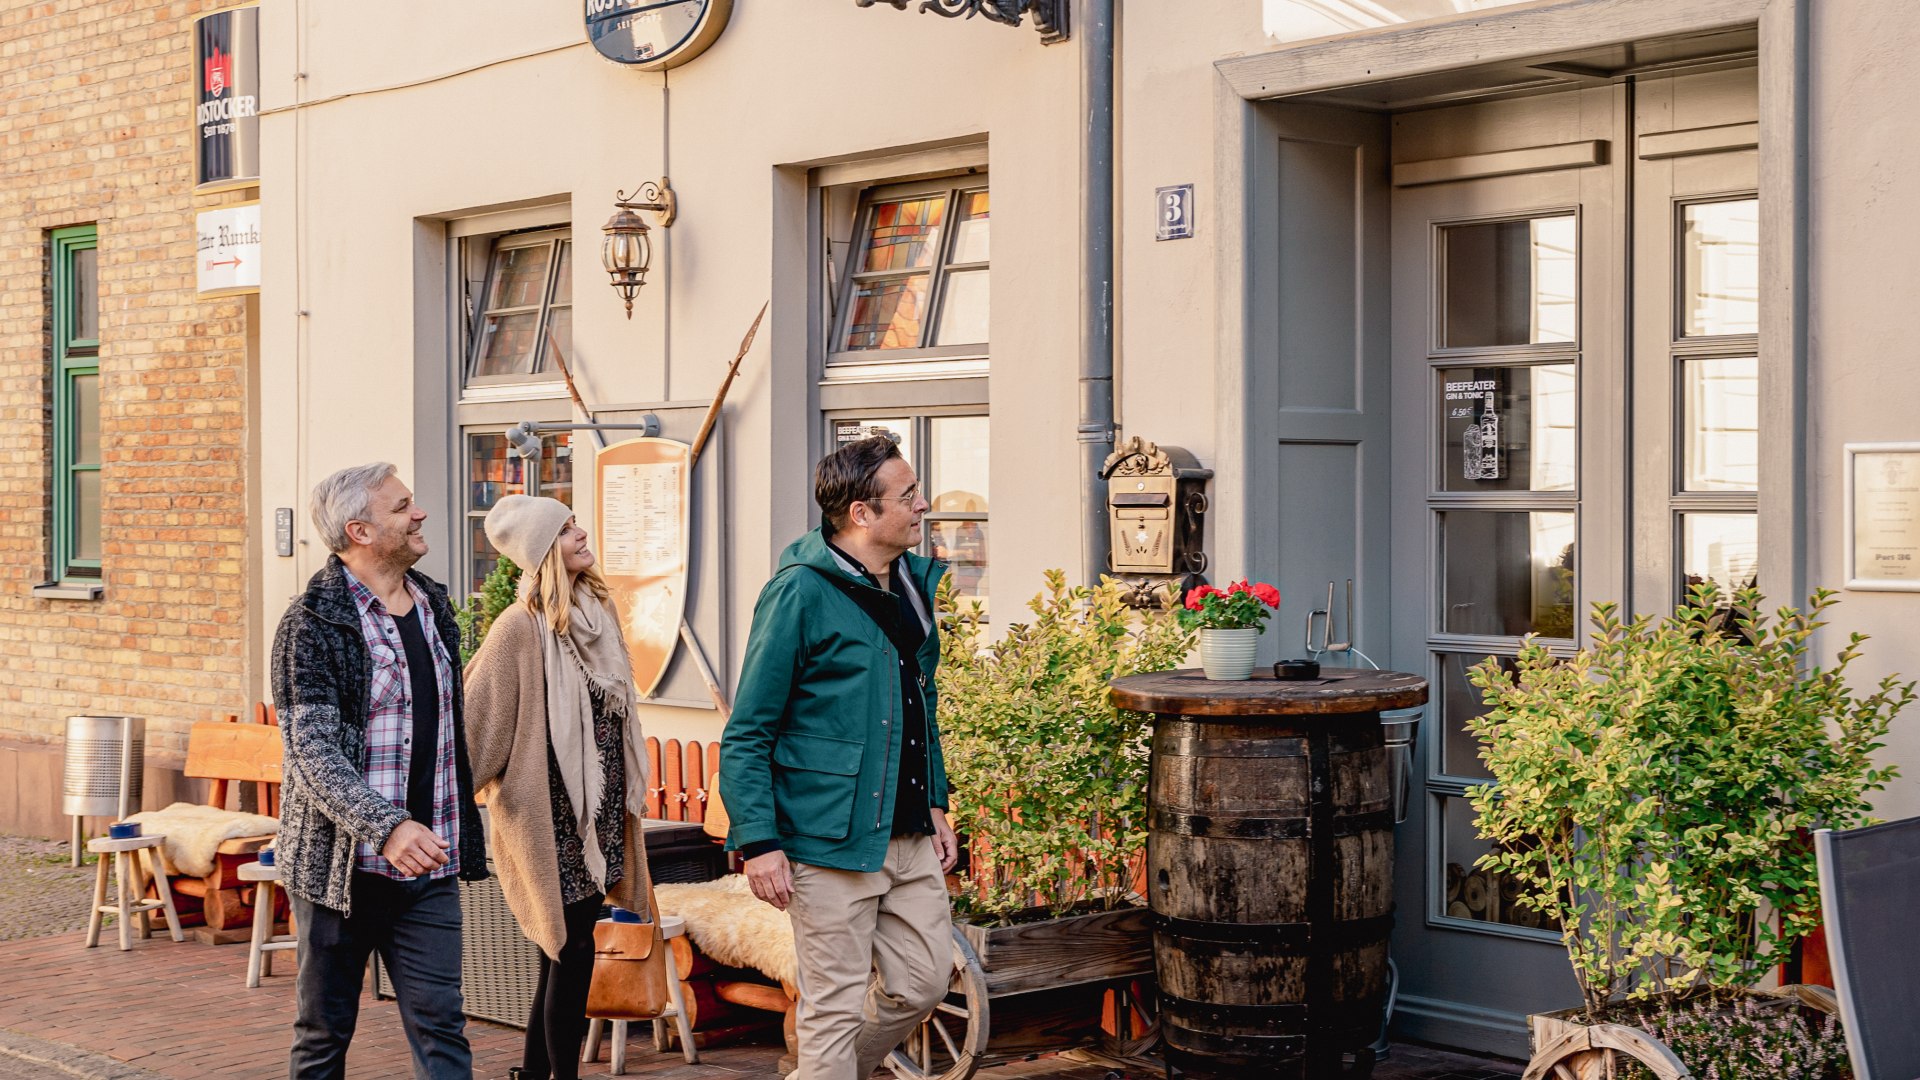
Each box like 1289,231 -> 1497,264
1682,199 -> 1758,337
72,246 -> 99,342
930,416 -> 988,513
1438,652 -> 1518,781
832,418 -> 911,462
467,431 -> 572,589
861,197 -> 947,272
949,191 -> 990,263
1682,356 -> 1758,491
73,373 -> 100,465
931,520 -> 989,616
843,277 -> 930,351
1438,364 -> 1576,492
1439,511 -> 1577,638
74,469 -> 102,563
1681,512 -> 1758,601
1437,793 -> 1558,932
474,311 -> 541,378
469,237 -> 568,383
933,269 -> 988,346
487,244 -> 552,309
1441,216 -> 1577,348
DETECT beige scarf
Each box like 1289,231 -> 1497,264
541,580 -> 647,893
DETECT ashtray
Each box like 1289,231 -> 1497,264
1272,659 -> 1321,680
107,821 -> 142,840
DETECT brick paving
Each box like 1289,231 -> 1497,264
0,834 -> 1521,1079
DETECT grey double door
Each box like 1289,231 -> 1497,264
1257,68 -> 1760,1052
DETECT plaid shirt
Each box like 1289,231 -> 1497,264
342,567 -> 461,879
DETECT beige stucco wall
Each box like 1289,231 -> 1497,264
256,1 -> 1284,746
1805,0 -> 1920,820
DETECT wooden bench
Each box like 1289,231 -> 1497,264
159,706 -> 285,943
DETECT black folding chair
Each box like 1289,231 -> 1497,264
1816,816 -> 1920,1080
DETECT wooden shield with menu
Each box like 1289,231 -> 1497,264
595,437 -> 692,698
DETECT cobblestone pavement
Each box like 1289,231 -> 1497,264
0,833 -> 1520,1079
0,835 -> 99,943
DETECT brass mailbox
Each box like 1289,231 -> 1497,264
1101,437 -> 1212,597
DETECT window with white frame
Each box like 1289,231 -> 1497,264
828,179 -> 990,370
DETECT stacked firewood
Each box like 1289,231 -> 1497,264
1445,862 -> 1556,930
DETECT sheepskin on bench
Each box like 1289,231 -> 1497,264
125,802 -> 280,877
654,874 -> 796,987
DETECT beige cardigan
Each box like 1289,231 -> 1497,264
464,603 -> 652,961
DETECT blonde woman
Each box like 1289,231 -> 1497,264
464,495 -> 651,1080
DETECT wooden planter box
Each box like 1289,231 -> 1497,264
960,904 -> 1154,1060
1525,986 -> 1839,1080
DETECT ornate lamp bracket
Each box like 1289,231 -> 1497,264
614,178 -> 676,227
854,0 -> 1068,45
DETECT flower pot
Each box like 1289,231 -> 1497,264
1198,628 -> 1258,681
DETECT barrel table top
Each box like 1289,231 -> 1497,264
1110,667 -> 1428,716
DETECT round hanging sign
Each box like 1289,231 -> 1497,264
585,0 -> 733,69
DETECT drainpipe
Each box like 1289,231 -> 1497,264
1078,0 -> 1116,588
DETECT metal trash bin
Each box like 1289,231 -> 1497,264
63,716 -> 145,865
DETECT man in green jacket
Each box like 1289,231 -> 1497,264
721,435 -> 957,1080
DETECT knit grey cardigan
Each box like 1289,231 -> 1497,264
269,556 -> 487,914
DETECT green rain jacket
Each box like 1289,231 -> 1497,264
719,529 -> 948,873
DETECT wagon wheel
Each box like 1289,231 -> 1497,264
1521,1023 -> 1693,1080
886,924 -> 990,1080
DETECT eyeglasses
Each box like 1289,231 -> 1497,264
859,484 -> 921,506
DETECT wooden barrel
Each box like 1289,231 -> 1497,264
1110,668 -> 1428,1079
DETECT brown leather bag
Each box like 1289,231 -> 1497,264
585,880 -> 672,1021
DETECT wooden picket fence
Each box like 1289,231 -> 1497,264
644,736 -> 720,824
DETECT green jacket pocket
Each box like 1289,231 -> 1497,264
772,731 -> 863,839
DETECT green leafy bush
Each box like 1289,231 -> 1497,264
454,556 -> 520,662
1468,586 -> 1910,1017
936,570 -> 1194,922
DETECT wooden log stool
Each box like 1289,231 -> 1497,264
85,835 -> 184,951
238,860 -> 297,987
582,914 -> 698,1074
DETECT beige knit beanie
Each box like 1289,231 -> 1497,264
483,494 -> 574,575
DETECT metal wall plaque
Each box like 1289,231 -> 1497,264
193,5 -> 260,190
1155,184 -> 1195,241
274,508 -> 294,557
1845,443 -> 1920,591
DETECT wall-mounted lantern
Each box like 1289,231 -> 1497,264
601,177 -> 677,318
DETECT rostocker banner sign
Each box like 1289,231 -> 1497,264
194,5 -> 259,189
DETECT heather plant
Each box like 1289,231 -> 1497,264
1615,994 -> 1852,1080
1469,586 -> 1910,1017
936,570 -> 1195,922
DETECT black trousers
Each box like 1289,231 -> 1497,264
523,893 -> 604,1080
288,873 -> 471,1080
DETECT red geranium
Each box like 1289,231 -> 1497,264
1178,579 -> 1280,632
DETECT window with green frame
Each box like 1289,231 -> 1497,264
50,225 -> 101,582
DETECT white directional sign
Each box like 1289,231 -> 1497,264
196,202 -> 260,296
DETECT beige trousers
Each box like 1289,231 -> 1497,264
787,835 -> 952,1080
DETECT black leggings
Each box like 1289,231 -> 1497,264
522,893 -> 603,1080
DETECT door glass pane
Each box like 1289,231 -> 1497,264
486,244 -> 552,309
1439,511 -> 1577,638
948,190 -> 990,264
930,520 -> 988,617
74,469 -> 102,563
1681,199 -> 1758,337
860,196 -> 947,272
1437,652 -> 1518,781
72,372 -> 100,465
933,269 -> 989,346
473,312 -> 540,377
71,246 -> 99,342
832,418 -> 911,461
468,432 -> 527,515
1681,356 -> 1758,491
1440,215 -> 1577,347
1438,364 -> 1576,492
929,416 -> 988,513
1681,512 -> 1758,600
1438,793 -> 1558,931
843,276 -> 931,351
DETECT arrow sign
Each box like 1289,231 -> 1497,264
205,256 -> 243,269
195,203 -> 260,295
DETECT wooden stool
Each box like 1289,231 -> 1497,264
85,835 -> 183,951
583,914 -> 698,1073
237,860 -> 297,987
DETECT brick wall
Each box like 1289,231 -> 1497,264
0,0 -> 253,817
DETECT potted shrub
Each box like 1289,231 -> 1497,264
914,570 -> 1192,1075
1466,586 -> 1911,1079
1176,579 -> 1279,681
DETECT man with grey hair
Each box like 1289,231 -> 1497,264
271,463 -> 485,1080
